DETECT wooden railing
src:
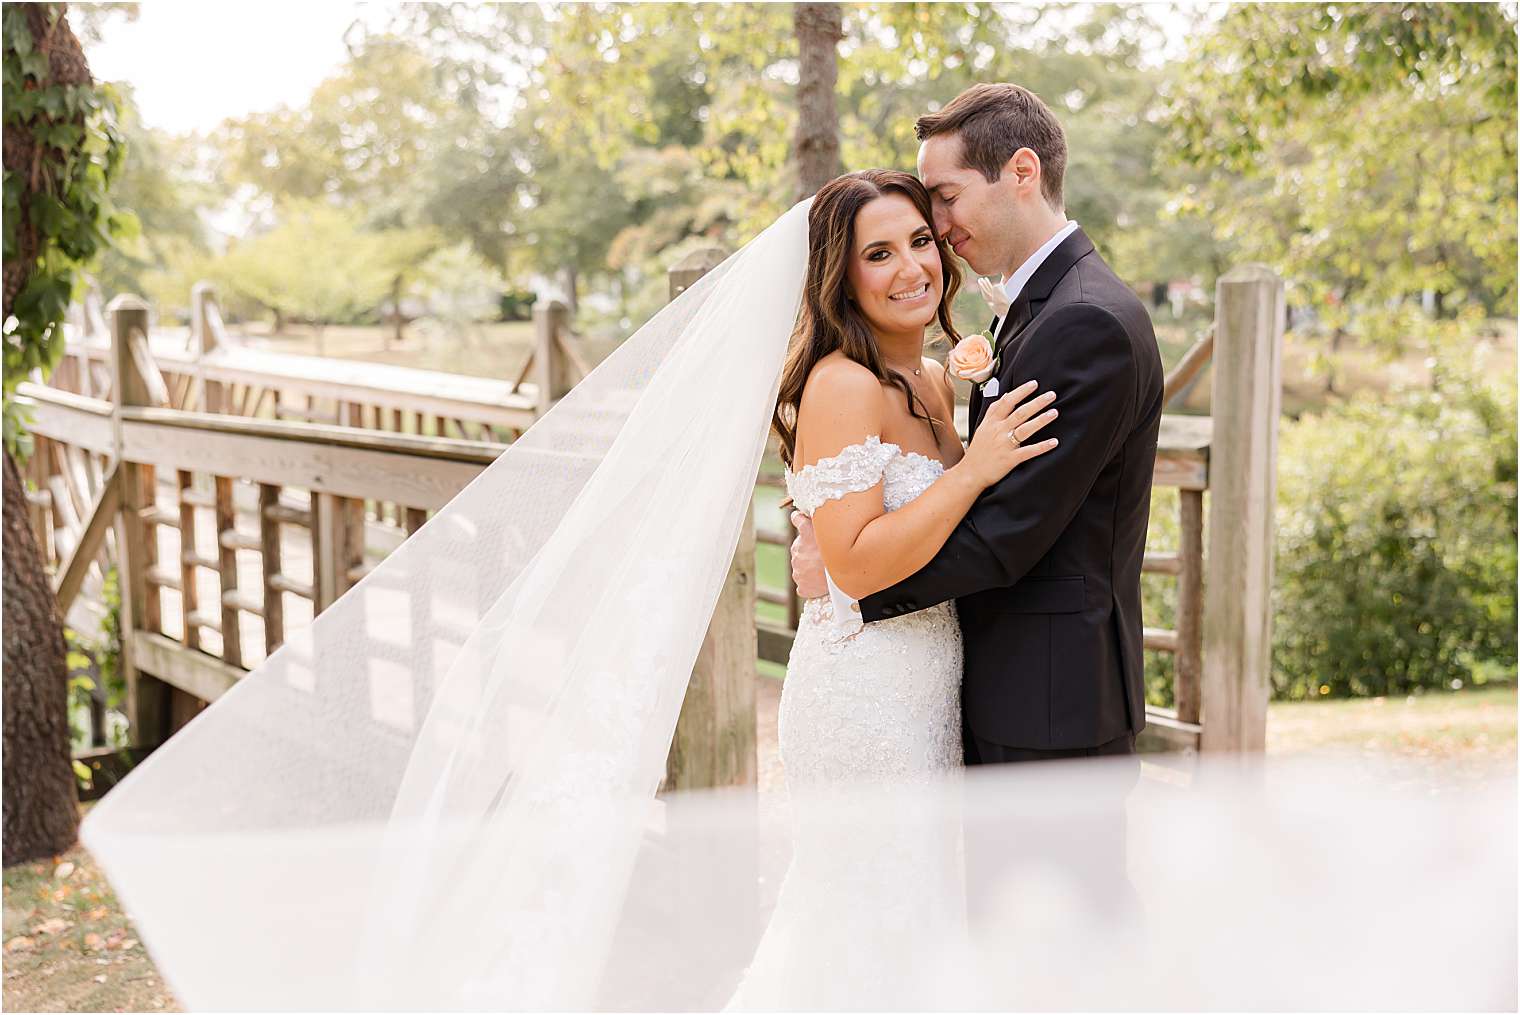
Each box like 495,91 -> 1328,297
28,261 -> 1281,792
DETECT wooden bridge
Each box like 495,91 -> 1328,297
20,255 -> 1282,791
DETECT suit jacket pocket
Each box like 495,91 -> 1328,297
998,576 -> 1086,614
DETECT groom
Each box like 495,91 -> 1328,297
791,82 -> 1164,767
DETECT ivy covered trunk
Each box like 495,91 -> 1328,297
2,4 -> 113,865
3,451 -> 78,863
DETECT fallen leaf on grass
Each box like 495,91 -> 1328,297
84,932 -> 104,949
5,936 -> 36,952
34,917 -> 70,935
54,861 -> 76,880
85,906 -> 109,920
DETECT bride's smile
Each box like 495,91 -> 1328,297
846,192 -> 944,341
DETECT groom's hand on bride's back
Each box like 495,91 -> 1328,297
789,511 -> 828,599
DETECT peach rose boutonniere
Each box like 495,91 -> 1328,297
947,332 -> 1000,396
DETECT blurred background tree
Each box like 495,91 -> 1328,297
1164,3 -> 1517,351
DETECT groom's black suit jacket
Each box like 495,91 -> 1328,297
860,228 -> 1163,751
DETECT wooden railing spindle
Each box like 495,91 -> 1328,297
177,470 -> 200,652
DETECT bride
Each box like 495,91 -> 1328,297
727,169 -> 1057,1009
770,169 -> 1055,786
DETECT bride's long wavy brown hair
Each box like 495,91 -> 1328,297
772,170 -> 963,470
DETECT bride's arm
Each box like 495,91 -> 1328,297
800,359 -> 1056,601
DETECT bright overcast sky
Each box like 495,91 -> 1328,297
84,2 -> 1206,137
83,2 -> 402,135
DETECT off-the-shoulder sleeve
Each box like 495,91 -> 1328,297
785,435 -> 899,515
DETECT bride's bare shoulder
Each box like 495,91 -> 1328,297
799,353 -> 883,410
794,353 -> 887,467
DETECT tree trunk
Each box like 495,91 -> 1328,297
387,274 -> 404,350
3,450 -> 79,865
1325,325 -> 1345,394
793,3 -> 843,200
1,4 -> 91,867
557,265 -> 579,317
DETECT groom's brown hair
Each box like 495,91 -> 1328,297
915,83 -> 1067,209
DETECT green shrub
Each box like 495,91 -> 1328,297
1142,484 -> 1183,709
1271,352 -> 1517,698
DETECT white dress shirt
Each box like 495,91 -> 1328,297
825,220 -> 1081,621
995,219 -> 1079,336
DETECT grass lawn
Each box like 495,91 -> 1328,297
2,803 -> 177,1012
1267,682 -> 1516,768
236,319 -> 537,379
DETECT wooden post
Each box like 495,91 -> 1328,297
177,471 -> 201,653
663,249 -> 757,791
531,300 -> 573,418
193,282 -> 225,414
667,504 -> 759,790
213,475 -> 243,668
1200,266 -> 1283,752
191,281 -> 219,357
108,294 -> 170,748
1174,489 -> 1204,725
312,493 -> 364,614
668,248 -> 727,301
259,484 -> 285,654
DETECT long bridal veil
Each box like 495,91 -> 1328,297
77,197 -> 1514,1012
80,199 -> 816,1010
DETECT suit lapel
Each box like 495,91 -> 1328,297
997,228 -> 1096,358
994,296 -> 1032,355
969,311 -> 1002,435
972,228 -> 1097,434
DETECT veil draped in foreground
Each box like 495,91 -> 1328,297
81,199 -> 815,1010
77,198 -> 1516,1012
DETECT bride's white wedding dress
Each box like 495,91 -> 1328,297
726,435 -> 969,1010
778,435 -> 964,783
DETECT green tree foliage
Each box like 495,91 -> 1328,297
528,3 -> 1219,328
219,200 -> 438,344
191,5 -> 1226,337
2,3 -> 133,450
1272,349 -> 1517,698
90,86 -> 223,313
1165,3 -> 1518,337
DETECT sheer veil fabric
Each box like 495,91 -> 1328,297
80,199 -> 815,1010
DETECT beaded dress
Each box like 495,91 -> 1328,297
777,435 -> 964,785
725,436 -> 967,1010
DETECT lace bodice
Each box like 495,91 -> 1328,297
785,435 -> 946,516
